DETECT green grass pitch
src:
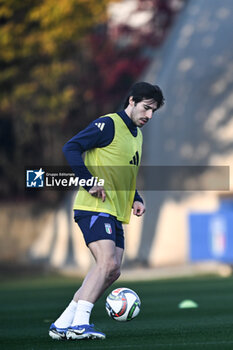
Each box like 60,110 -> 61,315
1,274 -> 233,349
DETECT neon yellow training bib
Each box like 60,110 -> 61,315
73,113 -> 142,224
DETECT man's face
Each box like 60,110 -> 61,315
128,98 -> 158,128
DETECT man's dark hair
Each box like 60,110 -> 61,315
124,82 -> 165,109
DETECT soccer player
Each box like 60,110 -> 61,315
49,82 -> 164,340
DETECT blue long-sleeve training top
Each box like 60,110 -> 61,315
63,110 -> 143,204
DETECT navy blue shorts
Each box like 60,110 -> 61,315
74,211 -> 125,249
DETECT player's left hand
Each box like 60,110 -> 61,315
133,201 -> 145,217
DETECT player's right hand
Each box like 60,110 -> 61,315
89,186 -> 106,202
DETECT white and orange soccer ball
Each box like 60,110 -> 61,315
105,287 -> 141,321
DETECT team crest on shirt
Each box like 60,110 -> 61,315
105,223 -> 112,234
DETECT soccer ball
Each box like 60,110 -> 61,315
105,287 -> 141,321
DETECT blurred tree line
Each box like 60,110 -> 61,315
0,0 -> 186,200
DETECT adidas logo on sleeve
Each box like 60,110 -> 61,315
95,122 -> 105,131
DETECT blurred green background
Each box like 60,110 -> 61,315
0,0 -> 187,270
0,0 -> 181,199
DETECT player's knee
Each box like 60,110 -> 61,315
106,259 -> 121,283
